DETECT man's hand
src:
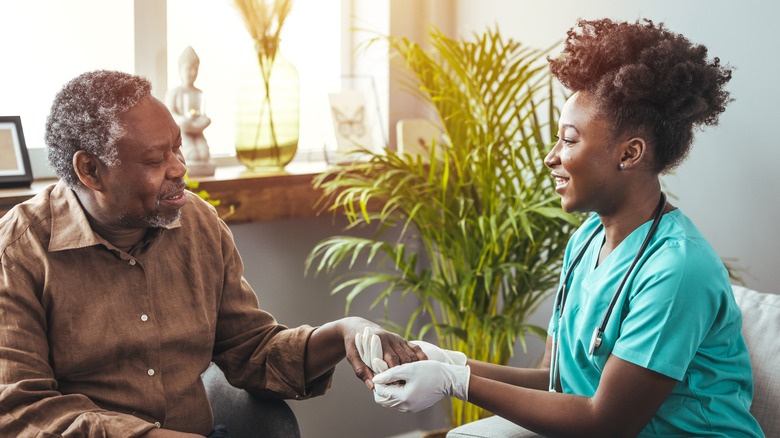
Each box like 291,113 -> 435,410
342,318 -> 425,390
356,335 -> 467,375
355,327 -> 389,374
372,360 -> 471,413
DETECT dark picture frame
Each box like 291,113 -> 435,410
0,116 -> 33,188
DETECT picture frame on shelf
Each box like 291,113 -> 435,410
323,75 -> 387,164
0,116 -> 33,188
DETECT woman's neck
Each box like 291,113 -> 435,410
597,191 -> 671,264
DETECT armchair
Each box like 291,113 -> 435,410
203,363 -> 301,438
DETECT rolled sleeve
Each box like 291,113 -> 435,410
214,319 -> 335,400
212,221 -> 334,400
263,325 -> 335,399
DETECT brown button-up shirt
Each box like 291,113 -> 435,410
0,181 -> 333,436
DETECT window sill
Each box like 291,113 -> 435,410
188,162 -> 330,224
0,162 -> 331,224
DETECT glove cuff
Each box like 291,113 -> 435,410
448,364 -> 471,401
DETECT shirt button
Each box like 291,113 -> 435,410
154,422 -> 161,428
147,368 -> 155,376
140,314 -> 149,322
129,259 -> 137,266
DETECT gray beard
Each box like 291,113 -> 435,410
118,201 -> 183,229
142,208 -> 182,228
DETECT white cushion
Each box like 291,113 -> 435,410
446,415 -> 540,438
731,285 -> 780,437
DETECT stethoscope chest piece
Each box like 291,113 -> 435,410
588,327 -> 602,356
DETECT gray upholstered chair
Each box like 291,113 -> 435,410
203,363 -> 301,438
447,285 -> 780,438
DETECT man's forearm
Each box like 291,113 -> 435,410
304,318 -> 350,382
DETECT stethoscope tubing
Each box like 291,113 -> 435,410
549,193 -> 667,392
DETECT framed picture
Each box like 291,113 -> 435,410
323,75 -> 388,164
0,116 -> 33,188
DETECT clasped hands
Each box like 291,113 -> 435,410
355,328 -> 470,413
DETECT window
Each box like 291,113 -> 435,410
0,0 -> 135,150
166,0 -> 342,161
1,0 -> 342,168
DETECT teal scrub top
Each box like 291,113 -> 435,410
548,210 -> 764,437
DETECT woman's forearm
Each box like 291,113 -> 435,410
467,359 -> 550,391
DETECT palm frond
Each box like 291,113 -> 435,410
307,26 -> 579,426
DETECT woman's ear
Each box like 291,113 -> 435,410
618,137 -> 648,170
73,150 -> 104,191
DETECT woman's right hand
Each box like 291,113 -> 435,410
372,360 -> 471,413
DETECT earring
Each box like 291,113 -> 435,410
619,162 -> 625,170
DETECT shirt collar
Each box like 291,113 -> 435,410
48,180 -> 182,252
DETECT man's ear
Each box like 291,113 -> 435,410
73,150 -> 104,191
618,137 -> 648,170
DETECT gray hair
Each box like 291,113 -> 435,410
45,70 -> 152,188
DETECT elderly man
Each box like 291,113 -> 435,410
0,70 -> 422,437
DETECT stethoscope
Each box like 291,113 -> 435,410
548,192 -> 667,393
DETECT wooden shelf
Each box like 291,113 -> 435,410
0,162 -> 332,224
188,163 -> 330,224
0,179 -> 59,218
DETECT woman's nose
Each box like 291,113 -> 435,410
544,142 -> 560,169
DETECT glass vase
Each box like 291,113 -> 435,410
235,41 -> 299,171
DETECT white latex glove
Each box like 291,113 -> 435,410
355,328 -> 389,374
410,340 -> 467,366
372,360 -> 470,413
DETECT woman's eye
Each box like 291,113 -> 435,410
554,135 -> 575,145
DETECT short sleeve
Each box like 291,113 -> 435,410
611,238 -> 724,380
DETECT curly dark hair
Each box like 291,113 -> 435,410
45,70 -> 152,188
549,18 -> 733,173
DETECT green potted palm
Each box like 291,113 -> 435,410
306,27 -> 579,427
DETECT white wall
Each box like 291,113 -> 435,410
454,0 -> 780,295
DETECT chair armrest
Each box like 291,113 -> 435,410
203,364 -> 301,438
